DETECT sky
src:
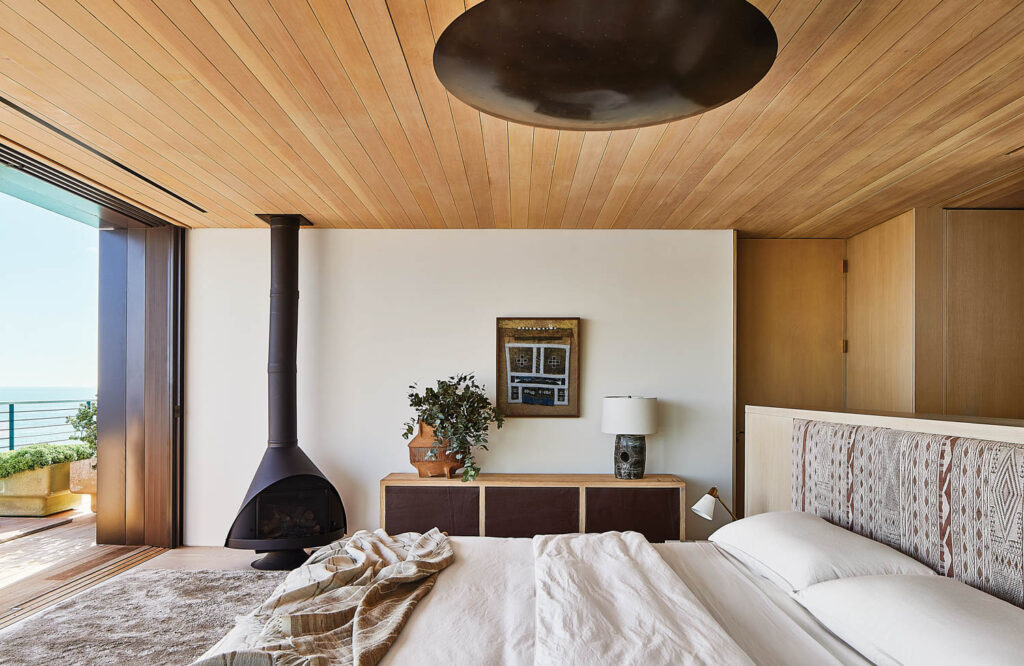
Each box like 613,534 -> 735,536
0,191 -> 98,388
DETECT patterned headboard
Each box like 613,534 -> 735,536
792,419 -> 1024,607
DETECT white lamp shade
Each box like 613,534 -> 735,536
691,493 -> 717,521
601,396 -> 658,435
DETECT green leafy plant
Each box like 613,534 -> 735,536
66,400 -> 97,456
402,373 -> 503,482
0,442 -> 95,480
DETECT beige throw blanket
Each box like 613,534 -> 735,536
193,529 -> 453,666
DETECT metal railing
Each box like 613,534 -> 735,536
0,399 -> 94,450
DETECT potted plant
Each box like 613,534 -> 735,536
402,373 -> 503,481
0,442 -> 95,516
67,401 -> 98,512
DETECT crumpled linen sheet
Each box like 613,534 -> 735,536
533,531 -> 754,665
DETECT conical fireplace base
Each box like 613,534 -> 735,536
251,549 -> 309,571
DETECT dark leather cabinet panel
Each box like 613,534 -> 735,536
485,487 -> 579,537
384,486 -> 479,536
584,487 -> 681,542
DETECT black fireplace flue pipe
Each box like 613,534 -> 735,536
267,214 -> 303,449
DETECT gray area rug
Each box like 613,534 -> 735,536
0,568 -> 285,665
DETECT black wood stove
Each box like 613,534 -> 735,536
225,214 -> 346,570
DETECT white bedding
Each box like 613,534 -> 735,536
656,541 -> 871,666
533,532 -> 751,665
382,536 -> 867,665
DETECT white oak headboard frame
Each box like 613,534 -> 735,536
744,405 -> 1024,516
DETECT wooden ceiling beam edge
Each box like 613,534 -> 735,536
0,130 -> 194,228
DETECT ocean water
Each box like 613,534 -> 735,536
0,387 -> 96,449
0,386 -> 96,403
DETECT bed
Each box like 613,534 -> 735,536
382,535 -> 869,665
197,415 -> 1024,665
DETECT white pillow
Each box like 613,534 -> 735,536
708,511 -> 934,592
797,575 -> 1024,666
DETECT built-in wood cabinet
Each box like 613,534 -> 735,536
845,208 -> 1024,419
380,474 -> 685,542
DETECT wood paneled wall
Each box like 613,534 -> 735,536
913,207 -> 946,414
845,211 -> 916,412
738,208 -> 1024,499
736,239 -> 846,514
945,210 -> 1024,419
844,207 -> 1024,419
97,226 -> 184,548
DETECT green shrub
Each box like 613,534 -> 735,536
0,443 -> 95,480
66,401 -> 97,455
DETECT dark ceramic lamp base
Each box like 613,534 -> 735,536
614,434 -> 647,479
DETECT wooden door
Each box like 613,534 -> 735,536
736,239 -> 847,514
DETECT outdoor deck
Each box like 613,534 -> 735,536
0,511 -> 163,630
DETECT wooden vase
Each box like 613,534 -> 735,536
408,421 -> 462,479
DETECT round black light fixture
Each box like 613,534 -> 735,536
433,0 -> 778,131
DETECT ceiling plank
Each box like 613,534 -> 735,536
0,0 -> 1018,235
543,130 -> 584,229
121,0 -> 367,227
507,121 -> 532,229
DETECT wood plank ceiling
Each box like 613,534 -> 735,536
0,1 -> 1022,236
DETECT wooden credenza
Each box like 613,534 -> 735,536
380,473 -> 686,542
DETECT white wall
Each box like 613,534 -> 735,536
185,230 -> 735,545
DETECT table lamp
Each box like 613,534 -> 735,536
601,396 -> 658,479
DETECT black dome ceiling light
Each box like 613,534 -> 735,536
433,0 -> 778,131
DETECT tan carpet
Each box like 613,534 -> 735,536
0,568 -> 285,665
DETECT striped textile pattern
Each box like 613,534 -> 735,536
792,419 -> 1024,607
192,528 -> 454,666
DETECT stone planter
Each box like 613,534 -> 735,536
0,462 -> 80,516
70,457 -> 97,513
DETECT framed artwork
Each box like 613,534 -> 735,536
496,317 -> 580,417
